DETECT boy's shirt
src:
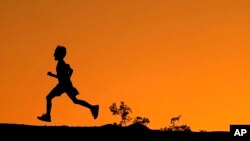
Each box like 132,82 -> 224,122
56,60 -> 72,86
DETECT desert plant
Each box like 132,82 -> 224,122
109,101 -> 132,126
133,116 -> 150,126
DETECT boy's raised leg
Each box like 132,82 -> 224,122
91,105 -> 99,119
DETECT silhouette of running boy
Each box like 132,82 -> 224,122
38,46 -> 99,122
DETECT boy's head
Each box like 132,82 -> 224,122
54,45 -> 66,60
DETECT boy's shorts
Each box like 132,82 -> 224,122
50,84 -> 79,97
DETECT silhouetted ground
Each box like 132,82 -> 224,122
0,123 -> 230,141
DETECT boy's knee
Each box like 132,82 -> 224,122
46,95 -> 52,101
72,98 -> 79,104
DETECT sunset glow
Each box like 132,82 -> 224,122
1,0 -> 250,131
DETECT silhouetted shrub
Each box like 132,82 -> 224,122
133,116 -> 150,126
109,101 -> 132,126
109,101 -> 150,128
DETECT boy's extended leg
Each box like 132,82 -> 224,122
69,95 -> 99,119
38,85 -> 64,122
91,105 -> 99,119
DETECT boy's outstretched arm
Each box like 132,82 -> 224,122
47,71 -> 58,78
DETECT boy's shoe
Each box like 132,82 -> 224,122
37,114 -> 51,122
91,105 -> 99,119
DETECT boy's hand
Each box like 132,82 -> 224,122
47,72 -> 58,78
47,71 -> 53,76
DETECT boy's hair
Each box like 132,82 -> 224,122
55,45 -> 67,58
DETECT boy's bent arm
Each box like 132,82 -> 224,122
68,67 -> 73,78
47,72 -> 58,78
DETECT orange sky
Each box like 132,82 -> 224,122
1,0 -> 250,131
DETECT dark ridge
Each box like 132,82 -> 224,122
0,123 -> 230,141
